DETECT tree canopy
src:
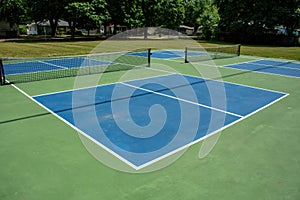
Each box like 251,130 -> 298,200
0,0 -> 26,26
216,0 -> 300,38
0,0 -> 299,43
65,0 -> 110,38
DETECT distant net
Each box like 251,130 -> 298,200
184,44 -> 241,63
1,49 -> 151,84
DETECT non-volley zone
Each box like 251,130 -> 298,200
32,74 -> 287,170
223,59 -> 300,78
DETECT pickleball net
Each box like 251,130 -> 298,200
184,44 -> 241,63
0,49 -> 151,84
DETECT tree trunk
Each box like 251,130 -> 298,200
68,20 -> 76,40
113,24 -> 117,35
104,23 -> 107,35
49,18 -> 58,37
71,24 -> 76,40
193,25 -> 199,35
143,27 -> 148,39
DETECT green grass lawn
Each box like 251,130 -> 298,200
0,40 -> 99,58
1,39 -> 299,60
0,39 -> 299,200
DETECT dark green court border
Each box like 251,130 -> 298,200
1,56 -> 299,200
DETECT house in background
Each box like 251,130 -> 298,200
0,20 -> 19,38
178,25 -> 194,35
26,19 -> 69,35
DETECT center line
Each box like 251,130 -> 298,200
121,82 -> 243,118
38,60 -> 68,69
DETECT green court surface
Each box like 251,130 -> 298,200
1,50 -> 300,200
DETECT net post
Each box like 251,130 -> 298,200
184,47 -> 188,63
214,47 -> 219,59
237,44 -> 241,56
0,58 -> 6,85
147,48 -> 151,67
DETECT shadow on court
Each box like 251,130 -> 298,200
0,65 -> 275,125
0,112 -> 51,124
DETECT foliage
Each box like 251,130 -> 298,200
184,0 -> 206,32
92,0 -> 110,25
0,0 -> 26,26
216,0 -> 300,39
105,0 -> 126,34
139,0 -> 160,27
158,0 -> 185,29
1,0 -> 299,44
65,0 -> 109,38
26,0 -> 72,37
65,2 -> 93,36
18,25 -> 27,35
123,0 -> 144,28
198,3 -> 220,39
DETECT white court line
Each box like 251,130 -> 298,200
6,57 -> 113,76
136,92 -> 290,170
137,69 -> 288,96
32,72 -> 175,97
220,59 -> 265,68
220,58 -> 300,79
182,73 -> 288,95
248,61 -> 300,71
233,55 -> 300,64
222,64 -> 300,79
4,60 -> 68,75
13,82 -> 241,171
33,71 -> 287,100
38,60 -> 68,69
11,83 -> 139,170
122,82 -> 243,118
14,82 -> 289,170
11,72 -> 289,170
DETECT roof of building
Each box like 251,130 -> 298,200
27,19 -> 69,27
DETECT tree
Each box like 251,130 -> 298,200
65,0 -> 109,38
183,0 -> 220,38
45,0 -> 72,37
123,0 -> 144,29
158,0 -> 185,29
106,0 -> 127,34
65,2 -> 93,38
92,0 -> 110,34
0,0 -> 26,26
274,0 -> 300,36
138,0 -> 162,38
26,0 -> 72,37
198,3 -> 220,39
25,0 -> 46,25
216,0 -> 300,40
138,0 -> 160,27
184,0 -> 206,34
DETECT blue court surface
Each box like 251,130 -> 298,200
131,50 -> 204,59
4,57 -> 113,75
32,74 -> 287,169
223,59 -> 300,78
